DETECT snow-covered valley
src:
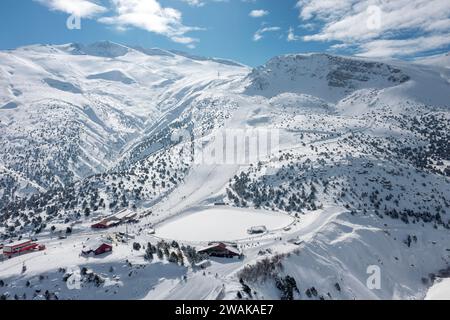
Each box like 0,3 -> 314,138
0,42 -> 449,300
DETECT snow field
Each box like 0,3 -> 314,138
155,207 -> 295,242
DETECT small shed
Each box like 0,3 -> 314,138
82,239 -> 113,256
197,242 -> 240,258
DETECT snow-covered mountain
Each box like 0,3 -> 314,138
0,42 -> 449,300
415,52 -> 450,69
0,41 -> 247,200
244,53 -> 411,102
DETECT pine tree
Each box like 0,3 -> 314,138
177,250 -> 184,266
157,248 -> 164,260
169,252 -> 179,264
145,246 -> 154,261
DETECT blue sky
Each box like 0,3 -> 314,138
1,0 -> 449,66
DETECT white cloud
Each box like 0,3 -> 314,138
297,0 -> 450,58
253,26 -> 280,41
98,0 -> 201,44
179,0 -> 205,6
358,34 -> 450,58
287,27 -> 300,41
178,0 -> 229,7
298,22 -> 316,31
35,0 -> 106,17
249,9 -> 269,18
171,36 -> 199,45
297,0 -> 354,21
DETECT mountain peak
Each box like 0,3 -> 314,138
245,52 -> 410,101
63,41 -> 132,58
53,42 -> 247,67
168,49 -> 247,67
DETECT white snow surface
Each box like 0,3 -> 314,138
425,278 -> 450,300
155,207 -> 294,242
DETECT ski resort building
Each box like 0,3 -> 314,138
82,239 -> 113,256
2,240 -> 45,257
197,242 -> 240,258
91,209 -> 137,229
91,217 -> 121,229
115,209 -> 138,222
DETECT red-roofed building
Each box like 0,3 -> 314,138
82,239 -> 113,256
91,217 -> 121,229
197,242 -> 241,258
2,240 -> 44,257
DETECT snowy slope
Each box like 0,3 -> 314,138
415,52 -> 450,69
425,278 -> 450,300
0,41 -> 248,202
243,53 -> 410,102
